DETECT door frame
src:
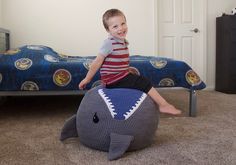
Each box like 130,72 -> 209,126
153,0 -> 208,82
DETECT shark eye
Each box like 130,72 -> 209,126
93,112 -> 99,123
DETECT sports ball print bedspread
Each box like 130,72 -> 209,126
0,45 -> 206,91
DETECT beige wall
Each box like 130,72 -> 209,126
2,0 -> 154,56
0,0 -> 2,26
2,0 -> 236,88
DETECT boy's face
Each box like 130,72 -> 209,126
106,15 -> 128,41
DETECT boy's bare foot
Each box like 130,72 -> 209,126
159,104 -> 182,115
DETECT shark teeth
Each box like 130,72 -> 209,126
98,89 -> 117,118
123,93 -> 147,120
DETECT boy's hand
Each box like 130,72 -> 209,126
79,78 -> 90,90
78,55 -> 105,90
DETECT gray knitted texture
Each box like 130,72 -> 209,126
61,86 -> 159,160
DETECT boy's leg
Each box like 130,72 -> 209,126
148,87 -> 181,115
106,73 -> 151,92
106,73 -> 181,115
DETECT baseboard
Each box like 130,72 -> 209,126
204,86 -> 215,91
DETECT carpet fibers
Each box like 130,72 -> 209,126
0,89 -> 235,165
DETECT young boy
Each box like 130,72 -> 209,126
79,9 -> 181,115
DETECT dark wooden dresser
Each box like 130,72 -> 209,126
215,15 -> 236,94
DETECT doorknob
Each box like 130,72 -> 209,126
190,28 -> 199,33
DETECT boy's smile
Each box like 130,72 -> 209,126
107,15 -> 128,41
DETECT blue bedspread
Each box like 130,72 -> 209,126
0,45 -> 206,91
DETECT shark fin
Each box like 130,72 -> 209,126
108,133 -> 134,160
60,115 -> 78,141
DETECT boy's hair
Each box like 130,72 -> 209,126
102,9 -> 126,31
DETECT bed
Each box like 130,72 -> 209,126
0,44 -> 206,116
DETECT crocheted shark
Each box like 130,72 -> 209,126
60,86 -> 159,160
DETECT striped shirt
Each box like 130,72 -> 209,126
99,36 -> 130,85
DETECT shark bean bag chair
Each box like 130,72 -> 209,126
60,86 -> 159,160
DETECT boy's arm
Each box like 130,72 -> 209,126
79,54 -> 105,89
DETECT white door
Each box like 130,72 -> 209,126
157,0 -> 206,81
